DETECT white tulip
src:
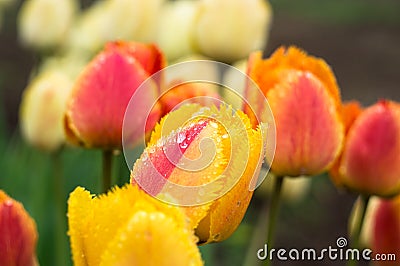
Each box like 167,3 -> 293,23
18,0 -> 78,49
156,0 -> 199,61
20,70 -> 74,151
194,0 -> 272,63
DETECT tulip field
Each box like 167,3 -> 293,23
0,1 -> 400,266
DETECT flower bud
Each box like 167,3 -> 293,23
68,185 -> 203,265
0,190 -> 38,266
194,0 -> 272,63
339,100 -> 400,197
18,0 -> 77,49
64,41 -> 165,149
246,46 -> 344,177
20,70 -> 73,151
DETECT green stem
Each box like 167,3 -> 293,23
52,149 -> 68,266
347,195 -> 370,266
102,150 -> 113,192
243,201 -> 270,266
265,176 -> 284,266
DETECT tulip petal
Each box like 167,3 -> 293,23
267,70 -> 343,176
248,47 -> 340,104
340,101 -> 400,197
0,191 -> 38,266
67,187 -> 92,266
65,42 -> 163,149
68,185 -> 202,266
131,104 -> 265,243
330,101 -> 363,186
372,196 -> 400,266
101,211 -> 202,266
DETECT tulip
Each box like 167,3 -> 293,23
0,190 -> 38,266
131,103 -> 267,244
64,41 -> 165,149
155,0 -> 199,61
18,0 -> 77,49
247,46 -> 344,177
371,195 -> 400,266
67,185 -> 203,266
194,0 -> 272,63
329,101 -> 363,187
20,69 -> 74,151
67,0 -> 165,54
338,100 -> 400,197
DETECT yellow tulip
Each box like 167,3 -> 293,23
131,104 -> 266,244
68,185 -> 203,266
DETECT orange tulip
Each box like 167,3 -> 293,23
246,46 -> 343,177
371,195 -> 400,266
338,100 -> 400,197
0,190 -> 38,266
330,101 -> 363,186
131,104 -> 266,244
64,41 -> 165,149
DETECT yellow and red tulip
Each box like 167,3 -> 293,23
371,195 -> 400,266
67,185 -> 203,266
64,41 -> 165,149
0,190 -> 38,266
338,100 -> 400,197
131,103 -> 265,244
246,46 -> 344,177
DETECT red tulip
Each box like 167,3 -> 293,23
339,100 -> 400,197
372,196 -> 400,266
0,190 -> 38,266
64,41 -> 165,149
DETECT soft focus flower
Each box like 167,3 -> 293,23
20,69 -> 74,151
371,195 -> 400,266
131,104 -> 265,244
68,185 -> 203,266
67,0 -> 164,54
18,0 -> 77,49
64,41 -> 165,149
194,0 -> 272,63
246,46 -> 344,177
348,196 -> 380,248
330,101 -> 363,186
338,100 -> 400,197
0,190 -> 38,266
156,0 -> 199,61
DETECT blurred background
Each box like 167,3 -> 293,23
0,0 -> 399,265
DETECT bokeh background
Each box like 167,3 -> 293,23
0,0 -> 399,265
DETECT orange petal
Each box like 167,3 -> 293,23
372,196 -> 400,266
0,191 -> 38,266
248,46 -> 340,103
330,101 -> 363,186
65,41 -> 163,149
267,70 -> 343,176
340,101 -> 400,197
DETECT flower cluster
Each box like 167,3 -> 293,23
4,1 -> 399,266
